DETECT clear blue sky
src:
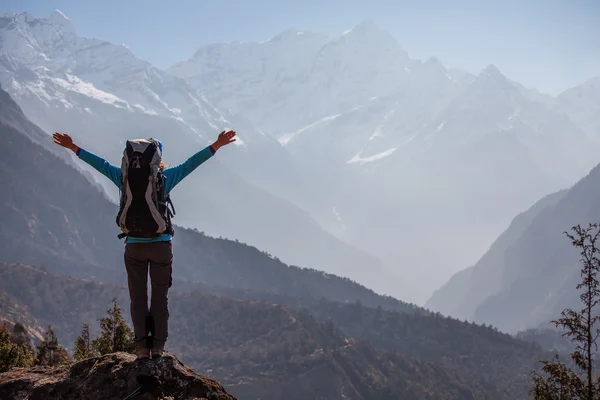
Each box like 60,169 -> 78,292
2,0 -> 599,94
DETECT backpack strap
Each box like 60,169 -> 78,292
159,195 -> 175,236
167,196 -> 176,217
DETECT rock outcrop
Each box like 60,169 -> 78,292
0,352 -> 237,400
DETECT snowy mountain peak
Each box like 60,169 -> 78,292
0,10 -> 247,143
330,19 -> 407,61
49,9 -> 71,24
344,19 -> 380,35
268,28 -> 318,43
481,64 -> 505,79
340,19 -> 401,47
49,9 -> 75,33
1,9 -> 75,35
471,64 -> 513,90
410,56 -> 457,85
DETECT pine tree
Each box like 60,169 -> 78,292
11,322 -> 29,346
91,297 -> 135,355
35,325 -> 71,367
10,322 -> 35,366
73,323 -> 96,361
531,223 -> 600,399
0,323 -> 34,372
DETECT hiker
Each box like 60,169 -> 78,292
53,130 -> 237,359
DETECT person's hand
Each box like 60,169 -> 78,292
53,132 -> 79,153
211,130 -> 236,152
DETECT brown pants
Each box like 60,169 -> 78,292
124,241 -> 173,349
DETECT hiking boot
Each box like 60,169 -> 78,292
136,347 -> 150,359
151,347 -> 165,359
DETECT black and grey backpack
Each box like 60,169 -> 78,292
116,138 -> 175,239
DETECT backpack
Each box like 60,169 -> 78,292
116,138 -> 175,239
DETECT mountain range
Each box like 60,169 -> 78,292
170,17 -> 600,300
0,10 -> 411,301
1,9 -> 599,306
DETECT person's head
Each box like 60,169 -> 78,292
149,137 -> 167,170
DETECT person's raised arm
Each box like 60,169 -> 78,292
164,130 -> 236,192
53,132 -> 80,154
53,132 -> 122,189
210,129 -> 237,153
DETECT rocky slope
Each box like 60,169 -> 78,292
0,291 -> 43,342
0,352 -> 236,400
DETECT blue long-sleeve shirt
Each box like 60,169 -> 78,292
77,145 -> 215,243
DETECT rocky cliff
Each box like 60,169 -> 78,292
0,352 -> 236,400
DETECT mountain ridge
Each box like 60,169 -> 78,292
426,188 -> 568,320
428,158 -> 600,333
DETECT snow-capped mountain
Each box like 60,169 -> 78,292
281,56 -> 464,173
169,27 -> 329,132
0,11 -> 211,130
4,10 -> 598,303
0,10 -> 414,302
169,20 -> 417,135
170,21 -> 600,297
